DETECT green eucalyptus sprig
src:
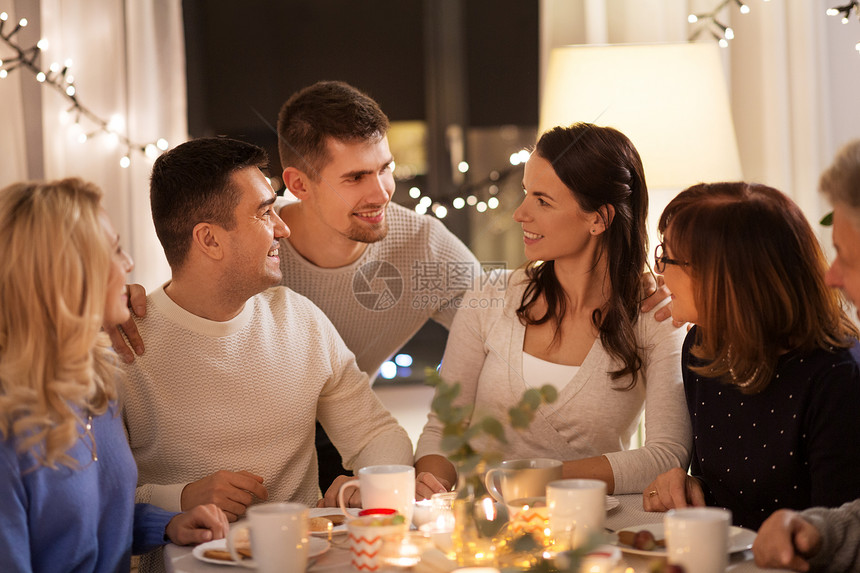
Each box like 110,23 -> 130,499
425,368 -> 558,474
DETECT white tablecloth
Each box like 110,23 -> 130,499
163,494 -> 792,572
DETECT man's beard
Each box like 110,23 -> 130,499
346,217 -> 389,244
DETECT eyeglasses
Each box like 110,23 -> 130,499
654,243 -> 690,274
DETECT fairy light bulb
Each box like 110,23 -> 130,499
37,38 -> 49,50
740,4 -> 750,14
65,85 -> 76,96
120,155 -> 131,168
452,197 -> 465,209
409,187 -> 421,199
688,14 -> 698,23
156,138 -> 169,150
725,27 -> 735,40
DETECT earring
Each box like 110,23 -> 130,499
590,228 -> 597,234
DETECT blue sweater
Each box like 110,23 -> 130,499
0,403 -> 177,572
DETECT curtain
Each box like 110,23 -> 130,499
539,0 -> 860,237
1,0 -> 185,289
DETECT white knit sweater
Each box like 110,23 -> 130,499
415,269 -> 692,494
278,202 -> 481,376
122,285 -> 413,511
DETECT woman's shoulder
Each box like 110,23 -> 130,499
635,299 -> 690,348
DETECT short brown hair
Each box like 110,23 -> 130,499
276,81 -> 389,181
659,182 -> 858,394
150,137 -> 268,270
820,139 -> 860,226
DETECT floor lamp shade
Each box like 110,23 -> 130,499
540,43 -> 742,190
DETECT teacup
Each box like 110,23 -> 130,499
547,478 -> 606,550
227,502 -> 309,573
665,507 -> 731,573
484,458 -> 563,503
338,464 -> 415,525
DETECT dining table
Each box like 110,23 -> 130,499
162,494 -> 793,573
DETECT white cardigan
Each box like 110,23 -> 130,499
415,269 -> 692,493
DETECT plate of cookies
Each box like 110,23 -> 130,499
308,507 -> 359,536
193,536 -> 329,566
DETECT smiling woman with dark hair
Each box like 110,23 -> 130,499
414,123 -> 692,495
643,181 -> 860,531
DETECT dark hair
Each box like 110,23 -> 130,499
659,182 -> 858,394
150,137 -> 268,269
276,81 -> 389,180
516,123 -> 649,388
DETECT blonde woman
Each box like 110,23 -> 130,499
0,179 -> 227,572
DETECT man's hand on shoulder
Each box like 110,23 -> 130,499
639,273 -> 685,327
180,470 -> 268,522
105,283 -> 148,363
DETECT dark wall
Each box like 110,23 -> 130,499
183,0 -> 538,167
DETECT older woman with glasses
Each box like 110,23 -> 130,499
414,123 -> 692,497
642,181 -> 860,531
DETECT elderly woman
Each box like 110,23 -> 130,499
415,123 -> 692,496
643,181 -> 860,531
0,179 -> 227,572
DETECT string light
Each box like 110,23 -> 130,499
826,1 -> 860,53
408,149 -> 527,219
688,0 -> 758,46
0,11 -> 170,165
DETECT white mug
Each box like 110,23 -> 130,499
665,507 -> 732,573
227,502 -> 309,573
546,478 -> 606,550
337,464 -> 415,524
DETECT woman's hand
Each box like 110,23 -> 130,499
642,467 -> 706,512
165,504 -> 229,546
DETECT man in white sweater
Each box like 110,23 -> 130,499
122,137 -> 413,530
113,82 -> 482,495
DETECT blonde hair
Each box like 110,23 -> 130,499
0,178 -> 118,468
659,182 -> 857,394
